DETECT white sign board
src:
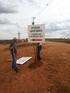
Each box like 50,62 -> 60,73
16,57 -> 32,64
28,24 -> 45,43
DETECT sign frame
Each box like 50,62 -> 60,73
28,24 -> 45,43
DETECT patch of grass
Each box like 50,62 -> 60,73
50,80 -> 70,93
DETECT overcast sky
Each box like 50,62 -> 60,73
0,0 -> 70,39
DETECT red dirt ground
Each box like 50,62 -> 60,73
0,41 -> 70,93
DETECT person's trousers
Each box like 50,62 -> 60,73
11,54 -> 17,69
37,45 -> 42,60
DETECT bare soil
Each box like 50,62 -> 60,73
0,41 -> 70,93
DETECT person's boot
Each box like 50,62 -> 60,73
14,67 -> 19,73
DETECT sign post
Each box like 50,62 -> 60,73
28,24 -> 45,63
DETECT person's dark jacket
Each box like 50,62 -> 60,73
9,41 -> 17,56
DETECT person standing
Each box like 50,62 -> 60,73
9,38 -> 18,73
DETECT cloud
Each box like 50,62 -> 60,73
45,20 -> 70,38
26,0 -> 40,7
0,8 -> 17,14
0,1 -> 17,14
27,0 -> 49,7
46,20 -> 70,32
0,18 -> 11,24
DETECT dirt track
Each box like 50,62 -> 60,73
0,41 -> 70,93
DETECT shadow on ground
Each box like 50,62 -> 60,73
28,61 -> 43,69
